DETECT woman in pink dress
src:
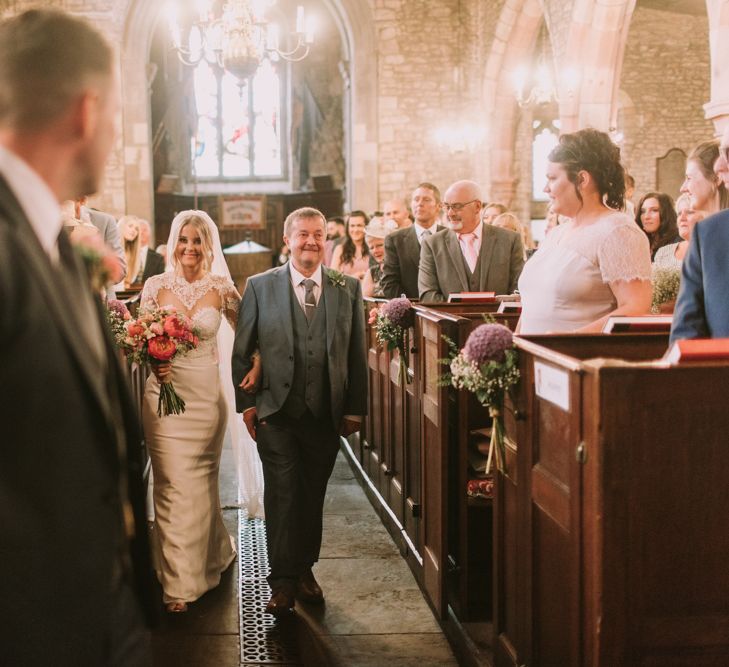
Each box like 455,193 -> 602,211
518,129 -> 652,334
330,210 -> 370,279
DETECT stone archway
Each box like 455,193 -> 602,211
481,0 -> 638,209
119,0 -> 378,220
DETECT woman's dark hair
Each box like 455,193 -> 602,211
340,210 -> 370,265
548,128 -> 626,210
687,139 -> 729,211
635,191 -> 679,259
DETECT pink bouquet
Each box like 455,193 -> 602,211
121,306 -> 199,416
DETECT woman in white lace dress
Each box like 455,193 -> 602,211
519,129 -> 652,334
141,210 -> 263,612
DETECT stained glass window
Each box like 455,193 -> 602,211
192,58 -> 284,180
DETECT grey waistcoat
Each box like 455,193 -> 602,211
281,284 -> 330,420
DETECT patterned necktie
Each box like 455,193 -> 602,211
459,232 -> 479,272
302,278 -> 316,323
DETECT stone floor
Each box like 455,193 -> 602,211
152,440 -> 459,666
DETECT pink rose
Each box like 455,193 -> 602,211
150,322 -> 164,335
127,322 -> 144,337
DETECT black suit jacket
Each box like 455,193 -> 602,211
0,178 -> 155,665
232,264 -> 368,425
142,247 -> 166,282
381,225 -> 441,299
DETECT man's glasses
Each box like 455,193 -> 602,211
442,199 -> 478,212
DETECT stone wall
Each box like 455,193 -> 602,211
371,0 -> 487,208
619,5 -> 713,201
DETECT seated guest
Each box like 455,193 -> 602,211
331,210 -> 370,279
362,217 -> 393,298
381,182 -> 443,298
117,215 -> 143,289
76,196 -> 126,285
492,212 -> 535,259
324,216 -> 345,265
671,124 -> 729,341
137,218 -> 165,282
635,191 -> 680,260
653,194 -> 705,270
418,180 -> 524,302
681,139 -> 729,215
382,198 -> 411,228
481,202 -> 507,225
518,128 -> 652,334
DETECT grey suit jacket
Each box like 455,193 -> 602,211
418,223 -> 524,302
232,264 -> 368,425
86,207 -> 126,283
381,225 -> 442,299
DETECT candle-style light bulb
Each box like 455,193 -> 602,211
295,5 -> 305,34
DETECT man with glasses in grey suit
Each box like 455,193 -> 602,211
418,180 -> 524,302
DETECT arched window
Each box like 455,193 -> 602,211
192,58 -> 285,181
532,118 -> 559,201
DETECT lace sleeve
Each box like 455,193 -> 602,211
215,277 -> 241,329
140,274 -> 163,309
598,224 -> 652,284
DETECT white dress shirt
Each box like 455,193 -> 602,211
289,261 -> 323,308
0,145 -> 61,262
414,222 -> 437,245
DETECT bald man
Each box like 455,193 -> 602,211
382,198 -> 411,229
418,180 -> 524,302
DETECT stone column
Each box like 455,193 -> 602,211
704,0 -> 729,133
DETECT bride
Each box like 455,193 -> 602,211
141,210 -> 263,612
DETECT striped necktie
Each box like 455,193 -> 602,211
302,278 -> 316,323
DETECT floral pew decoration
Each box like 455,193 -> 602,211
442,320 -> 520,475
371,297 -> 416,384
651,266 -> 681,314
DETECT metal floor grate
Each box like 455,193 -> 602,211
238,515 -> 301,665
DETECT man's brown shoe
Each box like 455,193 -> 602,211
297,569 -> 324,604
265,589 -> 295,617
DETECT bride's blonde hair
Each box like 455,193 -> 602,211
169,213 -> 216,273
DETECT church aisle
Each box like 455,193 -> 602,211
152,442 -> 458,666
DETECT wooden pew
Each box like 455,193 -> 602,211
494,333 -> 729,667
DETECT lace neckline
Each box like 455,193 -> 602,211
159,271 -> 221,311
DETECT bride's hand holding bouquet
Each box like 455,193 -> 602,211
122,305 -> 200,416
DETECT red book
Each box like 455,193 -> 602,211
665,338 -> 729,363
447,291 -> 496,303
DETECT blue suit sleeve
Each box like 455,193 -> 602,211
670,227 -> 708,343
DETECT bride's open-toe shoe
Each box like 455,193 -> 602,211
166,601 -> 188,613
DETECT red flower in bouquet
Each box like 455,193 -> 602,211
148,335 -> 177,362
163,315 -> 188,339
121,305 -> 199,416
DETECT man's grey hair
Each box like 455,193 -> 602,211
283,207 -> 326,237
0,9 -> 113,131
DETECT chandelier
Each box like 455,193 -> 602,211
512,26 -> 579,108
166,0 -> 314,81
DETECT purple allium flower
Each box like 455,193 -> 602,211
463,323 -> 513,364
107,299 -> 130,318
381,297 -> 415,329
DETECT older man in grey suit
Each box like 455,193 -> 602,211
418,180 -> 524,302
233,206 -> 368,617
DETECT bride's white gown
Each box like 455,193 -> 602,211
141,272 -> 263,604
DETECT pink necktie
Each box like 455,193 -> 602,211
460,233 -> 478,272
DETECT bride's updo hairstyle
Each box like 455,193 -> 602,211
169,211 -> 216,273
548,128 -> 626,211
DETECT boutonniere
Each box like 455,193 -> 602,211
325,268 -> 347,289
